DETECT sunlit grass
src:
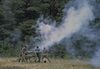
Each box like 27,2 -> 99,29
0,58 -> 100,69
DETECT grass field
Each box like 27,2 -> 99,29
0,58 -> 100,69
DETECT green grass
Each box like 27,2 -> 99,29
0,58 -> 100,69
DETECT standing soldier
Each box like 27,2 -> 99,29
20,45 -> 28,62
35,46 -> 41,62
42,47 -> 51,63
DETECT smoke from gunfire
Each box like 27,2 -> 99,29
37,0 -> 94,49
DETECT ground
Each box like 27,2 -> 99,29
0,58 -> 100,69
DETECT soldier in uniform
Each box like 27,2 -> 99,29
35,46 -> 41,62
42,47 -> 51,63
20,45 -> 28,62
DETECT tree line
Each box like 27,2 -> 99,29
0,0 -> 100,58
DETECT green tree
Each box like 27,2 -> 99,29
49,44 -> 67,58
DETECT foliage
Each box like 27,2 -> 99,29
49,44 -> 68,58
0,39 -> 20,57
71,35 -> 96,58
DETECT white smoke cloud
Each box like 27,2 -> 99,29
90,48 -> 100,67
37,0 -> 95,49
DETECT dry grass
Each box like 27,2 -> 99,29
0,58 -> 100,69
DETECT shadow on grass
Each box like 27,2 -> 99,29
0,66 -> 24,69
